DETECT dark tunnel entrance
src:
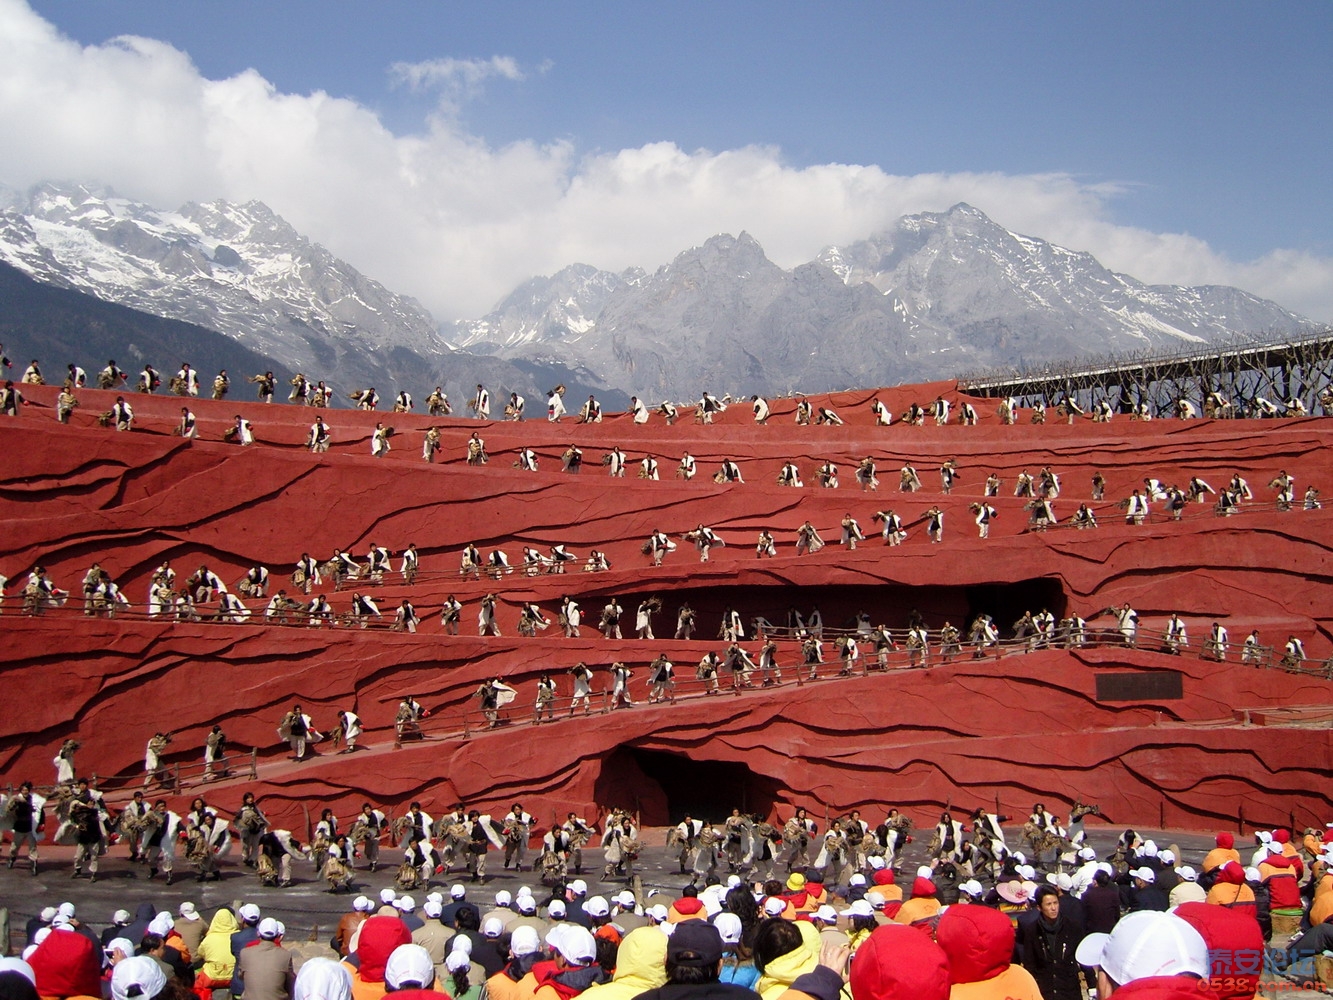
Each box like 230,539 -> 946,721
621,580 -> 1068,640
595,746 -> 783,826
963,579 -> 1067,633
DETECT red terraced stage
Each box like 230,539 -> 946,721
1,378 -> 1330,833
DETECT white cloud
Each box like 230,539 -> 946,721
388,55 -> 527,102
0,0 -> 1329,324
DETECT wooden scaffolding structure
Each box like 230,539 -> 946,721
956,328 -> 1333,415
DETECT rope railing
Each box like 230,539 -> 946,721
5,493 -> 1318,627
305,622 -> 1329,744
6,748 -> 260,803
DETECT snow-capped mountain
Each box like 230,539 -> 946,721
455,203 -> 1314,399
816,203 -> 1310,365
451,263 -> 646,353
0,183 -> 448,394
0,185 -> 1314,404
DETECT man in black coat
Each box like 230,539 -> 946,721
633,921 -> 757,1000
443,905 -> 504,977
1082,869 -> 1123,935
230,903 -> 263,997
1126,867 -> 1169,911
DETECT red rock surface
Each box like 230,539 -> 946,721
1,379 -> 1330,834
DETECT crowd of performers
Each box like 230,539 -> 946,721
4,777 -> 1328,945
4,790 -> 1330,1000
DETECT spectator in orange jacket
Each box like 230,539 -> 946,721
1202,832 -> 1241,874
936,903 -> 1042,1000
1205,862 -> 1256,908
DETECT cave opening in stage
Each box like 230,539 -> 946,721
607,580 -> 1068,638
962,579 -> 1067,632
594,746 -> 783,826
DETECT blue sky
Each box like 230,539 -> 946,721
7,0 -> 1333,320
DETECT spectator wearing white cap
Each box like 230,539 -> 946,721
844,900 -> 878,955
1154,849 -> 1180,894
712,913 -> 757,990
101,910 -> 134,948
1168,867 -> 1206,907
1249,831 -> 1274,869
445,949 -> 482,1000
846,872 -> 869,901
378,889 -> 400,917
578,925 -> 667,1000
505,895 -> 545,940
1074,910 -> 1208,1000
440,886 -> 470,926
482,891 -> 519,932
229,904 -> 264,997
957,880 -> 985,904
396,896 -> 424,933
384,943 -> 447,999
534,925 -> 606,1000
26,907 -> 57,948
335,897 -> 375,958
485,925 -> 544,1000
141,913 -> 190,982
583,896 -> 611,931
235,919 -> 295,1000
1127,867 -> 1168,912
610,890 -> 647,933
564,880 -> 592,928
864,891 -> 891,927
0,958 -> 36,993
174,903 -> 206,956
412,899 -> 452,984
645,905 -> 670,927
1070,847 -> 1100,897
111,955 -> 169,1000
293,958 -> 352,1000
547,900 -> 568,923
810,906 -> 843,950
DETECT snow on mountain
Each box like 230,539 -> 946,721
0,185 -> 1314,404
455,204 -> 1313,399
814,203 -> 1312,365
449,263 -> 647,352
0,183 -> 448,393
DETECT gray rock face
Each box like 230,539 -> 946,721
0,185 -> 1312,405
456,204 -> 1313,400
816,203 -> 1313,370
0,183 -> 448,397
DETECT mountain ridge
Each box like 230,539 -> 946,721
0,182 -> 626,408
451,202 -> 1313,398
0,184 -> 1313,403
